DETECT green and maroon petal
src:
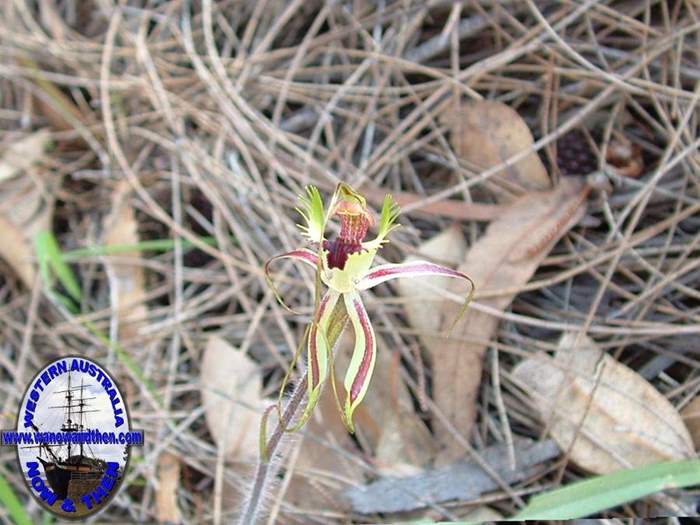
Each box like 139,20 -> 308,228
341,290 -> 376,433
356,260 -> 470,290
356,260 -> 475,333
301,289 -> 341,424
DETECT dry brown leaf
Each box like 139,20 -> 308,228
103,181 -> 148,340
445,100 -> 550,199
201,336 -> 264,461
397,225 -> 467,340
432,177 -> 587,462
681,396 -> 700,449
0,130 -> 52,182
156,451 -> 181,524
512,332 -> 695,474
0,130 -> 53,287
0,215 -> 36,287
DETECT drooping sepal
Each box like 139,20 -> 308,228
296,290 -> 341,428
356,260 -> 475,333
357,260 -> 469,289
264,249 -> 320,313
341,290 -> 376,433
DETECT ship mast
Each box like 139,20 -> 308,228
64,371 -> 73,458
48,372 -> 98,461
78,378 -> 85,458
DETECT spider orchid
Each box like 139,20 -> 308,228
265,183 -> 474,432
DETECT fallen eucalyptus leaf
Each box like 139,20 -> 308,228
680,396 -> 700,450
397,225 -> 467,341
201,337 -> 265,461
0,130 -> 53,287
432,177 -> 587,462
0,215 -> 35,287
461,506 -> 503,522
156,451 -> 181,524
512,333 -> 695,474
102,181 -> 148,340
444,100 -> 551,199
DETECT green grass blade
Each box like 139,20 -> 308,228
60,236 -> 220,260
35,231 -> 82,302
0,469 -> 33,525
514,459 -> 700,520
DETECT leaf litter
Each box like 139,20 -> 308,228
0,129 -> 53,287
512,332 -> 694,474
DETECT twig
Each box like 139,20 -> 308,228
404,15 -> 488,63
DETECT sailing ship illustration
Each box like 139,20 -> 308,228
24,371 -> 115,500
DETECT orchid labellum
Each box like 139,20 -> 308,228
265,183 -> 474,432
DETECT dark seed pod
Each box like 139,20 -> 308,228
556,129 -> 598,176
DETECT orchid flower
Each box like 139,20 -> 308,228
265,183 -> 474,433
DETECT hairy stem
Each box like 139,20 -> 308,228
239,302 -> 348,524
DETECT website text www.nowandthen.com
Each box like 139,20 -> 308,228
1,429 -> 144,446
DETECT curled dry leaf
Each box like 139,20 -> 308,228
200,336 -> 265,462
444,100 -> 551,199
432,177 -> 587,462
512,332 -> 695,474
0,130 -> 53,287
102,181 -> 148,341
156,451 -> 181,524
681,396 -> 700,449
